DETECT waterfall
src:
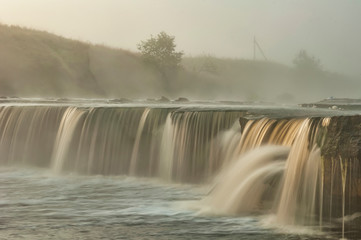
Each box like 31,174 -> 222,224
340,157 -> 348,239
0,103 -> 358,236
201,117 -> 328,227
157,111 -> 242,182
51,107 -> 86,172
276,119 -> 322,226
0,105 -> 241,181
49,107 -> 172,175
0,106 -> 65,166
129,108 -> 151,175
158,114 -> 175,180
201,145 -> 289,215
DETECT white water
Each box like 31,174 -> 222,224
159,114 -> 175,180
340,157 -> 348,240
51,107 -> 85,172
0,104 -> 355,239
201,146 -> 288,215
198,117 -> 327,230
276,120 -> 321,226
129,108 -> 151,175
1,167 -> 331,240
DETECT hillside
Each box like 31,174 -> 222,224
0,24 -> 359,102
0,24 -> 162,98
182,56 -> 361,102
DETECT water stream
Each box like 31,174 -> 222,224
0,103 -> 357,239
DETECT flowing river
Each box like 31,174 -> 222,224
0,167 -> 328,240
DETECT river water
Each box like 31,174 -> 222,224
0,100 -> 356,239
0,167 -> 331,240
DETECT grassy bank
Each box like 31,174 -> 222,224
0,24 -> 359,102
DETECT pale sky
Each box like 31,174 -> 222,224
0,0 -> 360,76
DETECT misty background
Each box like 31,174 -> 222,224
0,0 -> 360,103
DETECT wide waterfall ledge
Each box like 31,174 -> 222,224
0,98 -> 361,239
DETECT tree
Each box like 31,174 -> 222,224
137,32 -> 183,87
293,50 -> 322,72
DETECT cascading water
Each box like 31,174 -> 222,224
276,119 -> 323,226
198,117 -> 327,228
0,105 -> 242,181
129,108 -> 151,175
158,110 -> 242,182
51,107 -> 87,172
340,157 -> 348,239
0,102 -> 359,239
200,145 -> 289,216
158,114 -> 175,180
0,106 -> 65,166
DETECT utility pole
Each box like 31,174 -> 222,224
253,36 -> 267,61
253,36 -> 256,60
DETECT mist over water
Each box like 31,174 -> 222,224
0,0 -> 361,102
0,102 -> 358,239
0,1 -> 361,239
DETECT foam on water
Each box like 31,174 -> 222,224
0,103 -> 356,239
0,167 -> 326,240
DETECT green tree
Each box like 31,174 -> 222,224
137,32 -> 183,89
293,50 -> 322,72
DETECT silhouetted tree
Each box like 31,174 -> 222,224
293,50 -> 322,72
137,32 -> 183,90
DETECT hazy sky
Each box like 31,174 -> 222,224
0,0 -> 360,76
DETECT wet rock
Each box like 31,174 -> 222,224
174,97 -> 189,102
157,96 -> 170,102
107,98 -> 130,103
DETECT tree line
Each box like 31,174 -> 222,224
137,32 -> 323,81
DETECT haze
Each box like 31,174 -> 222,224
1,0 -> 360,76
